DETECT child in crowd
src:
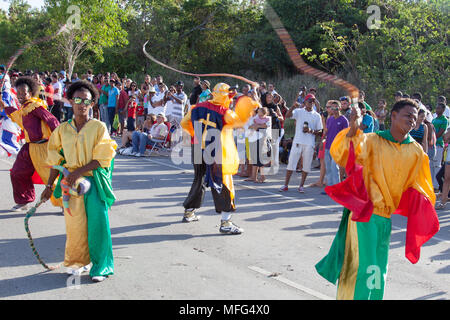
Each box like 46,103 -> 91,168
136,93 -> 146,130
119,95 -> 137,150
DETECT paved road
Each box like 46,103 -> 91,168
0,145 -> 449,300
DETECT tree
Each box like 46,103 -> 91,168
44,0 -> 129,79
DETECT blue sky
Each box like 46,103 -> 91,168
0,0 -> 45,11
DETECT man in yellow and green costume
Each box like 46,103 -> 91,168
181,82 -> 258,234
41,80 -> 117,282
316,99 -> 440,300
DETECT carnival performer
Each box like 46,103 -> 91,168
0,71 -> 21,157
181,82 -> 258,234
0,76 -> 61,211
315,99 -> 440,300
41,80 -> 117,282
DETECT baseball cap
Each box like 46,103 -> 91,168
304,93 -> 315,101
176,80 -> 184,86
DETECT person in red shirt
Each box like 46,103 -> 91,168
135,97 -> 145,130
117,82 -> 129,136
43,77 -> 54,109
119,95 -> 137,150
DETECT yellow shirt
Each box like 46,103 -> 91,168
330,128 -> 435,219
46,119 -> 117,175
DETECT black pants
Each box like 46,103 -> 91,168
436,165 -> 450,197
183,146 -> 235,213
50,101 -> 63,122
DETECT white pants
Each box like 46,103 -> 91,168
287,143 -> 314,173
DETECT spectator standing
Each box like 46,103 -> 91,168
311,102 -> 332,188
296,86 -> 307,104
50,73 -> 63,122
324,100 -> 349,186
375,99 -> 388,130
117,81 -> 129,136
431,103 -> 448,190
99,76 -> 111,125
189,76 -> 202,105
197,80 -> 212,103
165,81 -> 187,124
62,80 -> 73,121
43,77 -> 54,112
339,96 -> 352,121
107,79 -> 120,135
359,90 -> 372,111
358,102 -> 374,133
279,94 -> 323,193
394,91 -> 403,102
410,109 -> 428,153
245,107 -> 272,183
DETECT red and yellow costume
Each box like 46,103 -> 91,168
6,97 -> 61,206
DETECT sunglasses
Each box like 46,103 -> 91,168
339,97 -> 349,101
73,97 -> 93,105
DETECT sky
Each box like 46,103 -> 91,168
0,0 -> 45,11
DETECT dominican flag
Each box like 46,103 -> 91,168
1,89 -> 21,157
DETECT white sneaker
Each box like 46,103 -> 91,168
219,220 -> 244,234
135,152 -> 142,157
91,276 -> 107,282
11,203 -> 31,212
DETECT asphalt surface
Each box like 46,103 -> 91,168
0,145 -> 448,300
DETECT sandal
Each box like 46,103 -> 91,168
436,202 -> 447,210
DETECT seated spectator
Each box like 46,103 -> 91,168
143,114 -> 156,133
131,113 -> 169,157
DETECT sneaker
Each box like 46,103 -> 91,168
298,186 -> 305,193
134,152 -> 142,157
11,203 -> 31,212
91,276 -> 107,282
219,220 -> 244,235
130,151 -> 137,156
67,264 -> 92,276
279,185 -> 288,192
182,209 -> 200,223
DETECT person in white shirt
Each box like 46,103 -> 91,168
279,94 -> 323,193
165,81 -> 187,126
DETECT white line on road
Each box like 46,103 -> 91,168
248,266 -> 334,300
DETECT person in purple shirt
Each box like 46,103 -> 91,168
325,100 -> 349,186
